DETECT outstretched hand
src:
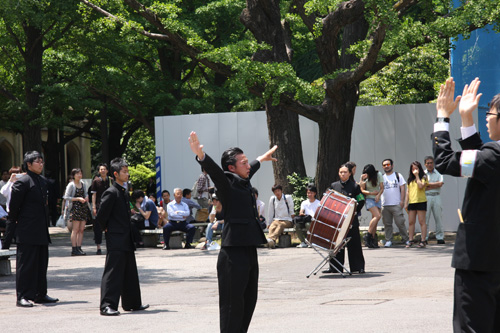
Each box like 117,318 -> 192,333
188,131 -> 205,160
257,145 -> 278,163
436,77 -> 461,118
459,77 -> 482,122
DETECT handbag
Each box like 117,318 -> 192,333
56,215 -> 66,228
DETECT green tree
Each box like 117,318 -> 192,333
81,0 -> 500,193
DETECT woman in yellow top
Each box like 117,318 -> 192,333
404,161 -> 428,248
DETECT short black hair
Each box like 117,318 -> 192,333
306,184 -> 317,194
161,190 -> 170,195
183,188 -> 192,197
382,158 -> 393,166
221,147 -> 244,172
489,94 -> 500,117
424,156 -> 434,163
23,151 -> 43,170
131,190 -> 145,201
110,157 -> 128,178
98,163 -> 108,170
271,184 -> 282,192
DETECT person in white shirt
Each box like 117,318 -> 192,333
423,156 -> 445,244
266,184 -> 294,248
294,184 -> 320,248
381,159 -> 409,247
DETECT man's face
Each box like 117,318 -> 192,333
185,193 -> 192,199
99,166 -> 108,178
27,158 -> 44,175
273,189 -> 282,200
136,196 -> 144,205
228,154 -> 250,179
114,166 -> 129,184
1,171 -> 9,182
162,192 -> 170,203
424,159 -> 434,172
382,160 -> 393,174
486,107 -> 500,141
306,189 -> 316,200
174,189 -> 182,203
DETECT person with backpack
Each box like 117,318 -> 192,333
266,184 -> 294,248
380,159 -> 410,248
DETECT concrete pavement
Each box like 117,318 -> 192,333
0,228 -> 455,332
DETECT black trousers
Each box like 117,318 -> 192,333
331,219 -> 365,272
93,218 -> 103,245
16,243 -> 49,301
2,219 -> 17,249
217,246 -> 259,333
453,268 -> 500,332
100,250 -> 142,311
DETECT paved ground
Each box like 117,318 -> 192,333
1,228 -> 456,332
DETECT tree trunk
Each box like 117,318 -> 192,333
22,23 -> 44,153
265,101 -> 306,194
100,100 -> 110,164
315,86 -> 358,194
108,120 -> 127,160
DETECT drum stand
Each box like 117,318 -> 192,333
306,237 -> 352,278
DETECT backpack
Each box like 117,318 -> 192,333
272,194 -> 291,219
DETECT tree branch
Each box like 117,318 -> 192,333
4,23 -> 26,58
44,20 -> 75,51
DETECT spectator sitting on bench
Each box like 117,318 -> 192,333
159,190 -> 171,211
294,184 -> 320,248
131,190 -> 159,229
266,184 -> 294,248
163,188 -> 196,250
182,188 -> 201,223
201,194 -> 224,250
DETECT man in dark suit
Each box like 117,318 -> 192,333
433,77 -> 500,332
9,151 -> 58,307
189,131 -> 277,333
96,157 -> 148,316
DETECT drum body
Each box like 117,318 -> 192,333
307,190 -> 357,253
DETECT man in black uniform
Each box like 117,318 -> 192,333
9,151 -> 59,307
96,157 -> 148,316
433,77 -> 500,332
189,131 -> 277,333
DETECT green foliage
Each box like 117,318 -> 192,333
128,164 -> 155,192
287,172 -> 314,214
124,127 -> 156,170
358,45 -> 449,106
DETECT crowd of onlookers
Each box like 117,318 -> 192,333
1,155 -> 444,254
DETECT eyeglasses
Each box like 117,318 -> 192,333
486,111 -> 499,117
33,159 -> 44,164
382,163 -> 391,167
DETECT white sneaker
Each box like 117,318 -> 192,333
296,242 -> 308,248
384,240 -> 392,248
267,238 -> 276,249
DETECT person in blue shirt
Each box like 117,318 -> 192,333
131,190 -> 159,228
163,188 -> 196,249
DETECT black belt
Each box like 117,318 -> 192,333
170,220 -> 186,223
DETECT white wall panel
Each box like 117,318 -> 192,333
155,103 -> 477,233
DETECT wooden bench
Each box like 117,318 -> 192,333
139,222 -> 209,248
0,249 -> 16,276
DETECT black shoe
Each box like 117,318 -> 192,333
162,245 -> 170,250
437,239 -> 445,244
77,247 -> 86,255
123,304 -> 149,311
34,295 -> 59,303
96,249 -> 102,255
356,268 -> 366,274
16,298 -> 33,307
184,243 -> 193,249
100,306 -> 120,316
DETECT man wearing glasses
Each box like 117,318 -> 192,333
433,77 -> 500,332
380,159 -> 409,248
9,151 -> 59,307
